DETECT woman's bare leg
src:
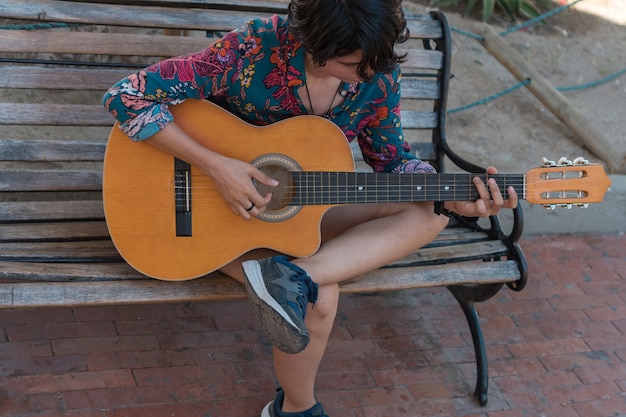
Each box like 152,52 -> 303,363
220,202 -> 448,413
293,202 -> 449,286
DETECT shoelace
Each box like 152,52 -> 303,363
274,256 -> 319,309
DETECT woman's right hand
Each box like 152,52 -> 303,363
203,154 -> 278,220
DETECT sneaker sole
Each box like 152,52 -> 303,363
260,401 -> 273,417
242,260 -> 309,354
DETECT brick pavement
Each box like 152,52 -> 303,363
0,233 -> 624,417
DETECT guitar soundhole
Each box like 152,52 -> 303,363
251,153 -> 303,223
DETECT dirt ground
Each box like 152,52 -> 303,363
405,0 -> 626,175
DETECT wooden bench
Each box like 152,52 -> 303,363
0,0 -> 527,406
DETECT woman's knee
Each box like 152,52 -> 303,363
306,283 -> 339,333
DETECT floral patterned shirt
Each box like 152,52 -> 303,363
103,15 -> 435,174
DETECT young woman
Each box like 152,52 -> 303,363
103,1 -> 517,415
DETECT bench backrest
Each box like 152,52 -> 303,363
0,0 -> 453,226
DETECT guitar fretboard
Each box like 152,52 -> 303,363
289,172 -> 525,205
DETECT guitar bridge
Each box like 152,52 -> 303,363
175,158 -> 192,236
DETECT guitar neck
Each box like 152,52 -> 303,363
289,172 -> 524,205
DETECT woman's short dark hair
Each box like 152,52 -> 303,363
288,0 -> 409,81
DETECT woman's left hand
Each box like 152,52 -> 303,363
445,166 -> 518,217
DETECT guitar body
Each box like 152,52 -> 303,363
103,100 -> 355,280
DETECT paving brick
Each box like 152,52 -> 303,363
492,370 -> 582,393
317,386 -> 414,409
315,370 -> 378,391
488,357 -> 546,377
507,337 -> 591,358
584,333 -> 626,352
156,328 -> 260,350
585,305 -> 626,322
542,381 -> 624,409
213,395 -> 269,417
104,402 -> 219,417
572,395 -> 626,417
1,369 -> 135,396
0,339 -> 52,360
357,399 -> 457,417
0,307 -> 75,326
72,304 -> 181,322
132,363 -> 241,387
549,293 -> 625,311
541,350 -> 618,372
62,386 -> 177,410
86,349 -> 195,372
573,361 -> 626,384
114,316 -> 218,336
52,335 -> 160,356
0,354 -> 87,377
6,320 -> 117,342
0,391 -> 62,416
0,233 -> 622,416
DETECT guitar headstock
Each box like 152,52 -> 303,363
525,157 -> 611,209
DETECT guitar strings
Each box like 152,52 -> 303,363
165,176 -> 531,204
164,171 -> 586,204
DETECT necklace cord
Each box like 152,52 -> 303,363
303,80 -> 341,115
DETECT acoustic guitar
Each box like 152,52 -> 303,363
103,100 -> 611,280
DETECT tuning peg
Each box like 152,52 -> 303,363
577,203 -> 589,208
542,157 -> 556,167
557,157 -> 573,166
560,204 -> 573,209
543,204 -> 557,210
573,157 -> 589,165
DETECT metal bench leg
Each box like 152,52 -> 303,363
447,285 -> 496,406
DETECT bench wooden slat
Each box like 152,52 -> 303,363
3,0 -> 442,39
0,201 -> 104,222
0,103 -> 439,130
0,139 -> 106,162
0,241 -> 120,262
0,103 -> 110,126
1,33 -> 442,72
0,138 -> 432,165
1,230 -> 498,282
401,79 -> 440,100
2,67 -> 442,101
0,30 -> 212,58
0,170 -> 102,192
399,49 -> 443,71
343,260 -> 520,292
406,18 -> 444,39
0,222 -> 109,242
0,273 -> 246,307
83,0 -> 290,13
0,260 -> 519,308
0,260 -> 152,282
401,110 -> 438,129
0,66 -> 135,90
410,143 -> 438,161
0,220 -> 486,245
1,0 -> 272,32
0,218 -> 482,245
387,240 -> 508,267
0,236 -> 505,266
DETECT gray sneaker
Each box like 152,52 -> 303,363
243,256 -> 319,354
261,388 -> 328,417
